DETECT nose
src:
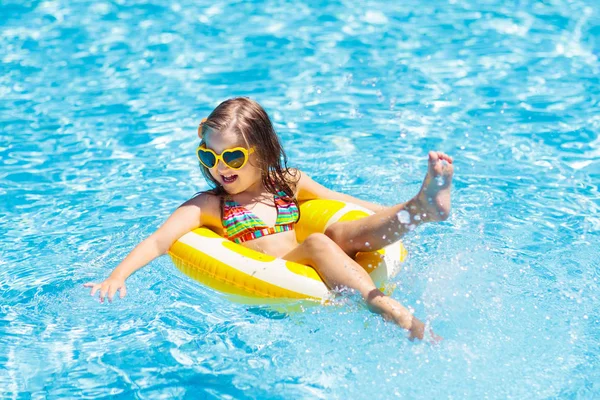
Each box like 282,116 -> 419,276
216,159 -> 230,174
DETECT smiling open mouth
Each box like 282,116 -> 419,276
222,175 -> 238,184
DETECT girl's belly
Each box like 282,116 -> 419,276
241,230 -> 298,259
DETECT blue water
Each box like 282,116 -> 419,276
1,0 -> 599,398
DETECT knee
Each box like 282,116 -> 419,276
325,222 -> 356,255
324,222 -> 346,245
303,233 -> 337,253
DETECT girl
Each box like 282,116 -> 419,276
84,97 -> 453,341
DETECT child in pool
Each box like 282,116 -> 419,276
84,97 -> 453,341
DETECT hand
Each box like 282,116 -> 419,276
83,277 -> 127,303
428,330 -> 444,344
408,317 -> 425,341
408,318 -> 444,343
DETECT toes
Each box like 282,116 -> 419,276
428,151 -> 439,164
438,161 -> 453,180
428,152 -> 441,174
427,151 -> 454,181
438,152 -> 453,164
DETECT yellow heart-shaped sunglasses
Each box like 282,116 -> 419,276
196,144 -> 255,170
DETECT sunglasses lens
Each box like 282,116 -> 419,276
222,150 -> 247,169
197,149 -> 217,168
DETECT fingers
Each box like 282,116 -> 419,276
83,282 -> 101,297
108,285 -> 117,303
100,286 -> 108,303
83,281 -> 126,303
430,333 -> 444,345
107,283 -> 127,302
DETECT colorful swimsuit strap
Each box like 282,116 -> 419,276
222,191 -> 299,244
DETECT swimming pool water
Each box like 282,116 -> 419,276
1,0 -> 599,398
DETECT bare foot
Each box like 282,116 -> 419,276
414,151 -> 453,222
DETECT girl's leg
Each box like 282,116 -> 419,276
284,233 -> 425,339
326,151 -> 454,256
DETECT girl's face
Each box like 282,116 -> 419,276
203,129 -> 263,195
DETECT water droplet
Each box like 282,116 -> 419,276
396,210 -> 410,224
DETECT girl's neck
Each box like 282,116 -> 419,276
232,180 -> 271,202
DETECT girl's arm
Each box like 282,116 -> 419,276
294,170 -> 388,213
84,193 -> 220,302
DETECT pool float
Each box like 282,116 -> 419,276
168,199 -> 407,303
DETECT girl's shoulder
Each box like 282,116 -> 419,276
188,190 -> 223,213
189,190 -> 223,208
187,190 -> 224,231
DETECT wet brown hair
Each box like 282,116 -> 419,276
197,97 -> 299,202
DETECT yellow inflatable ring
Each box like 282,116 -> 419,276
168,199 -> 408,303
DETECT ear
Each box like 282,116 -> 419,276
197,118 -> 207,139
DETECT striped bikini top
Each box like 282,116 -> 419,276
222,191 -> 300,244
